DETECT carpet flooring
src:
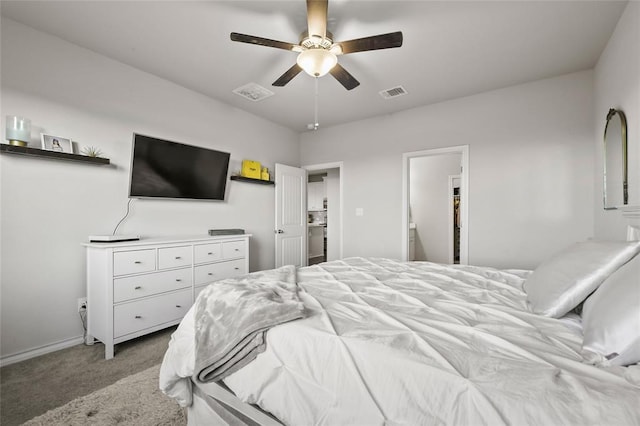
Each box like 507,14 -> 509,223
22,364 -> 186,426
0,326 -> 179,425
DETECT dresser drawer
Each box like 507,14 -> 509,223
113,249 -> 156,276
222,240 -> 245,259
194,263 -> 226,286
223,258 -> 247,278
158,246 -> 192,269
194,259 -> 246,286
194,243 -> 222,264
113,289 -> 192,338
113,268 -> 191,303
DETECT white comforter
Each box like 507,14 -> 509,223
160,258 -> 640,425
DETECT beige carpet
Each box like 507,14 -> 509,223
22,364 -> 186,426
1,327 -> 177,425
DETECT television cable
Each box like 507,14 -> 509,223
112,198 -> 134,235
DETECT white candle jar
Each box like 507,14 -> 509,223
6,116 -> 31,146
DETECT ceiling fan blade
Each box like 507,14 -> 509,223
306,0 -> 328,39
329,64 -> 360,90
273,64 -> 303,87
337,31 -> 403,55
230,32 -> 298,51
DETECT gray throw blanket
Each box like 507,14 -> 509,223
193,265 -> 306,383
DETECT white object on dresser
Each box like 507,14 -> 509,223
88,234 -> 140,243
83,235 -> 250,359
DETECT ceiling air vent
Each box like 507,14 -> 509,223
379,86 -> 408,100
233,83 -> 274,102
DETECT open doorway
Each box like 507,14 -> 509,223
307,173 -> 327,265
402,146 -> 469,264
449,175 -> 461,264
304,162 -> 343,264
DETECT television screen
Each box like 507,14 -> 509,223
129,133 -> 230,200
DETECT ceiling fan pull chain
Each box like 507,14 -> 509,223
314,77 -> 319,130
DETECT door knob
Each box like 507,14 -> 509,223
275,229 -> 284,234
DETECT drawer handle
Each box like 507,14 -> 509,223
208,252 -> 213,255
175,256 -> 181,259
234,267 -> 239,270
235,248 -> 239,251
135,315 -> 142,319
134,286 -> 142,290
208,272 -> 213,276
176,305 -> 182,308
134,261 -> 142,264
176,279 -> 182,282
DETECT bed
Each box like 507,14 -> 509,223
160,241 -> 640,425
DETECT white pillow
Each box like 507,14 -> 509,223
525,240 -> 640,318
582,253 -> 640,366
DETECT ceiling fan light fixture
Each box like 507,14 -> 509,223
296,48 -> 337,77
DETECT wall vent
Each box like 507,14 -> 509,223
233,83 -> 274,102
379,86 -> 408,99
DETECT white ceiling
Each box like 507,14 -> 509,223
0,1 -> 627,132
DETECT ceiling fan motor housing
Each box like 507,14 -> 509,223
299,31 -> 334,49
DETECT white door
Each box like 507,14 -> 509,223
275,163 -> 307,267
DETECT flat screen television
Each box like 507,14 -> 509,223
129,133 -> 230,200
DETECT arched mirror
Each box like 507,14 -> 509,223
603,108 -> 628,209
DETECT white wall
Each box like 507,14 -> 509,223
410,154 -> 461,263
593,1 -> 640,239
0,18 -> 299,360
300,71 -> 595,269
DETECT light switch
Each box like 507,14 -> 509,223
355,208 -> 364,217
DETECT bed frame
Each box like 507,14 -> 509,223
189,380 -> 281,426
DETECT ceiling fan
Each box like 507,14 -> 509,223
230,0 -> 403,90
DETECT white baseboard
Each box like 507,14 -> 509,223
0,335 -> 85,367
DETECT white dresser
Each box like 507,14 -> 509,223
83,234 -> 250,359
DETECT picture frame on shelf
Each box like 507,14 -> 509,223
41,134 -> 73,153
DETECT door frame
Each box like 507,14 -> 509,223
303,161 -> 344,260
401,145 -> 469,264
448,174 -> 460,264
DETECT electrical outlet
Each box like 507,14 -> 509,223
77,297 -> 87,313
